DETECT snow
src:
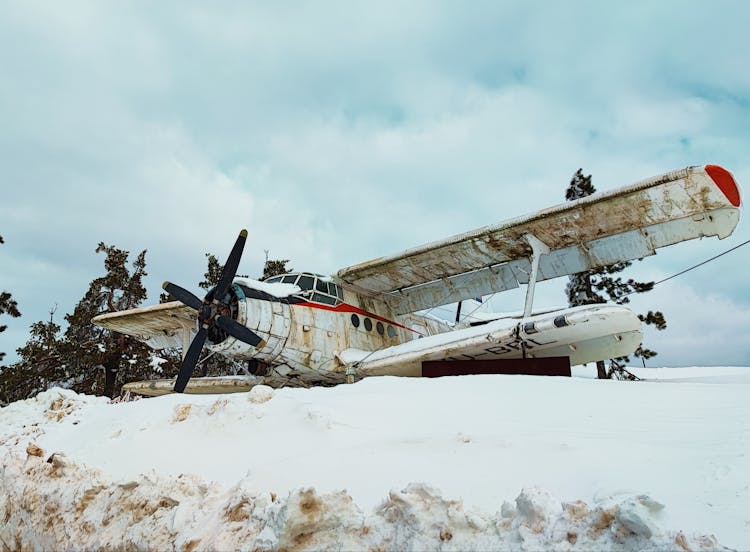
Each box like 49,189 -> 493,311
2,368 -> 749,550
233,277 -> 301,298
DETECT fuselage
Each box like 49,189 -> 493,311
204,272 -> 640,386
206,273 -> 450,384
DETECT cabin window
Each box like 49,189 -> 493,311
315,279 -> 328,293
351,314 -> 360,328
376,321 -> 385,335
364,318 -> 373,331
282,275 -> 297,284
265,276 -> 283,284
387,325 -> 397,338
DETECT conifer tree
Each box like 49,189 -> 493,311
564,169 -> 667,378
62,243 -> 180,396
261,251 -> 292,280
16,306 -> 61,365
200,253 -> 224,290
0,235 -> 21,363
0,243 -> 185,402
0,307 -> 64,405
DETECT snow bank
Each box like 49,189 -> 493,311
1,376 -> 747,550
0,449 -> 728,551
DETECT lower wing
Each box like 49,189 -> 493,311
92,301 -> 197,350
339,304 -> 641,376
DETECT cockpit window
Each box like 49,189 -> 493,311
297,274 -> 315,291
312,292 -> 337,305
327,281 -> 343,299
259,272 -> 343,305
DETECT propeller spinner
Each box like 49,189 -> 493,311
163,229 -> 265,393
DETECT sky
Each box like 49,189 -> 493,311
1,1 -> 749,367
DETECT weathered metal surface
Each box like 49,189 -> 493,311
122,376 -> 260,396
337,165 -> 741,313
342,304 -> 641,377
91,301 -> 197,349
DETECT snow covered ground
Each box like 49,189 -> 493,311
1,367 -> 749,550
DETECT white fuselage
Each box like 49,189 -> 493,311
205,275 -> 641,386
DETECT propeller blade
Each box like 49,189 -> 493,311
163,281 -> 203,311
215,315 -> 266,348
214,229 -> 248,300
173,326 -> 208,393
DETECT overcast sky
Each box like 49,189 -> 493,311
1,1 -> 749,367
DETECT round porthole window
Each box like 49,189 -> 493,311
351,314 -> 360,328
387,325 -> 397,338
364,318 -> 373,331
376,321 -> 385,335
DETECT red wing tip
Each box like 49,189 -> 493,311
705,164 -> 741,207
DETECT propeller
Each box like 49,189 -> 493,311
164,229 -> 265,393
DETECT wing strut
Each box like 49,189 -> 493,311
523,233 -> 550,318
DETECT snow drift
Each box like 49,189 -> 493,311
1,369 -> 749,550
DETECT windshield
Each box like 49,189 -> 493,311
264,272 -> 343,305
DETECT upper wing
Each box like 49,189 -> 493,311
92,301 -> 197,349
337,165 -> 741,314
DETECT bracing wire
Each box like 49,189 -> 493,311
448,237 -> 750,320
621,237 -> 750,299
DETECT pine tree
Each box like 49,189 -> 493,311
0,307 -> 65,405
61,243 -> 178,397
0,235 -> 22,363
564,169 -> 667,378
261,251 -> 292,280
200,253 -> 224,290
0,243 -> 185,403
16,307 -> 61,365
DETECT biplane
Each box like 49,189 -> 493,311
93,165 -> 741,395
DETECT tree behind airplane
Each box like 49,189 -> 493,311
0,244 -> 183,402
0,235 -> 22,364
564,169 -> 667,379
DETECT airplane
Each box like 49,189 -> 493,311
93,164 -> 742,396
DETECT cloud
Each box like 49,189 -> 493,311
628,281 -> 750,367
1,1 -> 749,365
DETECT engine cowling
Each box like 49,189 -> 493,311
207,288 -> 292,364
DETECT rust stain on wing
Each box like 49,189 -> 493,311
337,166 -> 739,298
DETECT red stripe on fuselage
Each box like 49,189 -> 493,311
294,301 -> 422,334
